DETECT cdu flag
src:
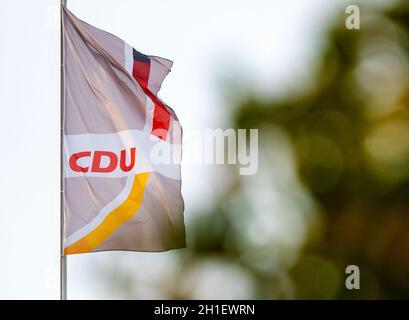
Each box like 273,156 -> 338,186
62,8 -> 185,254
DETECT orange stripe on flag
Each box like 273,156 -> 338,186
64,173 -> 150,255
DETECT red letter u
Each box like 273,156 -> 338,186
120,148 -> 136,172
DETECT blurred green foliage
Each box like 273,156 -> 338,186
104,1 -> 409,300
230,2 -> 409,299
183,2 -> 409,299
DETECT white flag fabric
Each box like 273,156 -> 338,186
62,7 -> 185,254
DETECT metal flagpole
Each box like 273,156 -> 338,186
60,0 -> 67,300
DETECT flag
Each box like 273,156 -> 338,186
62,7 -> 185,254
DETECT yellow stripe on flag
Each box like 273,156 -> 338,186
64,173 -> 150,255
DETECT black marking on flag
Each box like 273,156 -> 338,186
132,48 -> 150,62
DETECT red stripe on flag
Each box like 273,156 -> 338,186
132,61 -> 150,88
143,88 -> 171,140
132,59 -> 171,140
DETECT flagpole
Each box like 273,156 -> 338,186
60,0 -> 67,300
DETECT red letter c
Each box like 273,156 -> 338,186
69,151 -> 91,172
